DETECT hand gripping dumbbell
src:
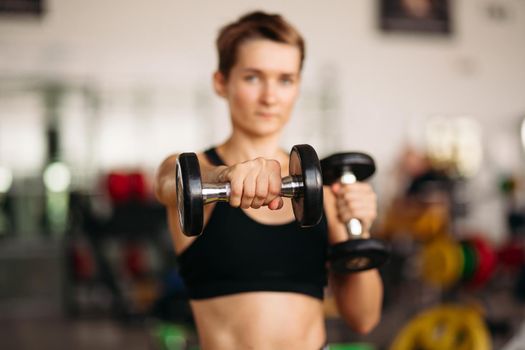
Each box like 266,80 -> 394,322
176,144 -> 324,236
321,152 -> 390,273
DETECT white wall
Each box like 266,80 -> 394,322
1,0 -> 525,241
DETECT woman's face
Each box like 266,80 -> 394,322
214,39 -> 302,138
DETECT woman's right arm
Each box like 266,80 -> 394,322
154,154 -> 284,251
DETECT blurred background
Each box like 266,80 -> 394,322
1,0 -> 525,349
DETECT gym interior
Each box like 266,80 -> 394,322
1,1 -> 525,349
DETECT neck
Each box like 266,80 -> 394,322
217,130 -> 287,165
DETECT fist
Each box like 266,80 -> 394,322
331,182 -> 377,233
218,157 -> 284,210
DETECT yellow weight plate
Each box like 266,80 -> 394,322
412,204 -> 449,241
391,304 -> 490,350
380,200 -> 448,241
421,238 -> 463,288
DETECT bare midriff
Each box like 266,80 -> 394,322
190,291 -> 326,350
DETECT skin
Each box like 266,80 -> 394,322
156,39 -> 383,349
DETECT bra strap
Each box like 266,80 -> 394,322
203,147 -> 226,166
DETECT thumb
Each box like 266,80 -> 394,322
268,197 -> 284,210
331,183 -> 341,194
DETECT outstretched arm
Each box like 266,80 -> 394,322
154,154 -> 286,252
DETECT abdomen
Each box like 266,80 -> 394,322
190,291 -> 326,350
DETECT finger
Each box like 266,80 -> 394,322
229,177 -> 243,208
252,173 -> 269,209
340,207 -> 377,223
337,199 -> 375,220
338,183 -> 366,195
224,164 -> 246,207
341,189 -> 376,207
268,197 -> 283,210
240,173 -> 256,209
337,198 -> 377,221
267,165 -> 282,205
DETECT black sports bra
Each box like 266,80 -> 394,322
177,148 -> 328,300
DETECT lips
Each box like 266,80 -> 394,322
256,112 -> 278,118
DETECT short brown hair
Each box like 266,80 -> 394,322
216,11 -> 305,78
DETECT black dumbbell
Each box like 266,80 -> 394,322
321,152 -> 389,273
176,144 -> 324,236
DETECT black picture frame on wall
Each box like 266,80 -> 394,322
0,0 -> 44,16
380,0 -> 451,35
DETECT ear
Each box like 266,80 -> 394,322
213,71 -> 227,98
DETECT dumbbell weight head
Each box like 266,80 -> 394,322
176,153 -> 204,236
321,152 -> 376,238
329,239 -> 390,273
320,152 -> 375,185
321,151 -> 389,272
289,144 -> 324,227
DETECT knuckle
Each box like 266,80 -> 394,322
253,157 -> 265,168
244,190 -> 255,200
243,183 -> 255,197
228,166 -> 246,182
269,159 -> 280,170
239,161 -> 254,172
255,187 -> 267,200
230,183 -> 243,198
269,185 -> 281,197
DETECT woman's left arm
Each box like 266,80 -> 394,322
324,183 -> 383,334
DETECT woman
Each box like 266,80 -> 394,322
155,11 -> 383,350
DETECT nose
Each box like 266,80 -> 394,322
260,81 -> 277,105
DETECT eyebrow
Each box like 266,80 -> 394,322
241,68 -> 299,76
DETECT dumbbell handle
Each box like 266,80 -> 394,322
340,166 -> 364,238
202,175 -> 304,204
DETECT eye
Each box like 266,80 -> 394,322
279,76 -> 295,85
244,74 -> 260,83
